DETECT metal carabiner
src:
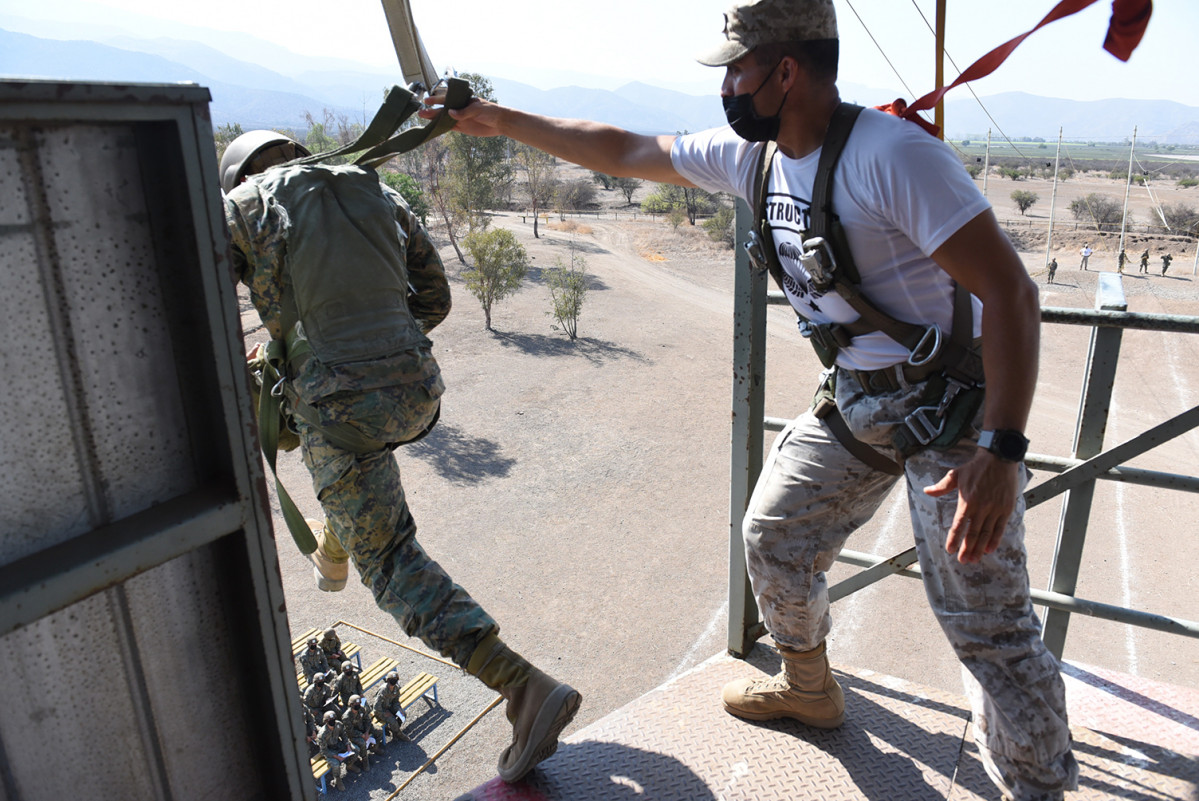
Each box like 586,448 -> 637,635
907,324 -> 943,368
270,376 -> 287,398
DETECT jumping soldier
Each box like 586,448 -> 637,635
1161,252 -> 1173,275
221,115 -> 581,782
425,0 -> 1079,797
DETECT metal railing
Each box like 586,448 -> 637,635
727,200 -> 1199,660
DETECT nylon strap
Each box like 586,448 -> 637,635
356,78 -> 474,169
256,347 -> 318,555
823,401 -> 903,476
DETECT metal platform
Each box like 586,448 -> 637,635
459,648 -> 1199,801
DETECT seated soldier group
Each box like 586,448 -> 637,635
297,630 -> 411,792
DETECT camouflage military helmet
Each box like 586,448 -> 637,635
348,694 -> 362,708
697,0 -> 838,67
219,129 -> 311,193
306,638 -> 319,648
313,671 -> 326,684
323,710 -> 337,724
385,672 -> 399,685
323,628 -> 337,639
342,662 -> 355,674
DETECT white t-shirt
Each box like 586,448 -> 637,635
671,108 -> 990,371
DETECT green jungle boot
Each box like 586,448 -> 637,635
721,641 -> 845,729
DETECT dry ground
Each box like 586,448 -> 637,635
244,164 -> 1199,800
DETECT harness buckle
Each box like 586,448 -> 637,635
907,324 -> 943,367
744,229 -> 770,273
901,404 -> 947,446
800,236 -> 838,292
270,376 -> 287,398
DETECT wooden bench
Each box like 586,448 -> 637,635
311,755 -> 330,795
398,671 -> 439,713
359,656 -> 399,692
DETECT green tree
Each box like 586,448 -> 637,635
1069,193 -> 1124,231
214,122 -> 244,164
702,205 -> 735,248
546,244 -> 588,340
444,73 -> 511,233
1154,202 -> 1199,238
591,171 -> 615,190
1011,190 -> 1038,216
554,178 -> 597,215
517,144 -> 557,239
614,176 -> 642,205
998,166 -> 1026,181
462,228 -> 529,330
380,170 -> 430,226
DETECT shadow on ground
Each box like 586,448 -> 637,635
406,423 -> 516,485
489,329 -> 645,364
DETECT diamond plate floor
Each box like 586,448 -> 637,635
458,648 -> 1199,801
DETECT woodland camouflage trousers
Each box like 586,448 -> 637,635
742,368 -> 1079,801
297,378 -> 497,668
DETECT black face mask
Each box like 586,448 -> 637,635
723,61 -> 789,142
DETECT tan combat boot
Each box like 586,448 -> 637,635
721,641 -> 845,728
467,632 -> 582,783
306,519 -> 348,592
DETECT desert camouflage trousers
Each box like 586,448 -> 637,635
742,368 -> 1078,801
297,376 -> 497,668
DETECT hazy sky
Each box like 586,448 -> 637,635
13,1 -> 1196,105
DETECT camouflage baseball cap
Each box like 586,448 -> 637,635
697,0 -> 838,67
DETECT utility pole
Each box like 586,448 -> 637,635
934,0 -> 946,140
1118,126 -> 1137,256
1045,127 -> 1062,268
982,129 -> 991,198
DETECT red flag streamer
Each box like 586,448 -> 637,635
888,0 -> 1152,135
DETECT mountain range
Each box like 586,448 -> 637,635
4,25 -> 1199,144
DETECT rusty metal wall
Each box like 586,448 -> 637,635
0,81 -> 309,801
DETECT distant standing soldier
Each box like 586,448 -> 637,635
1118,248 -> 1127,273
343,695 -> 383,765
1161,252 -> 1174,275
1139,248 -> 1150,273
304,672 -> 340,720
332,662 -> 365,708
316,710 -> 361,791
319,628 -> 347,673
1047,257 -> 1057,284
373,672 -> 410,742
1079,244 -> 1093,270
299,639 -> 330,685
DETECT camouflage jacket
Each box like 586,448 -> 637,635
331,671 -> 364,703
316,721 -> 351,756
343,706 -> 373,740
303,682 -> 333,711
298,647 -> 329,679
224,169 -> 450,403
318,632 -> 343,660
374,682 -> 401,714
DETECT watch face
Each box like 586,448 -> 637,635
989,430 -> 1028,461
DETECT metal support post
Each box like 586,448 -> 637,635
1041,274 -> 1127,658
728,198 -> 767,658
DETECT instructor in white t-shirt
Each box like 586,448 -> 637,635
425,1 -> 1076,798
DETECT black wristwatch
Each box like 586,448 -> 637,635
978,429 -> 1029,462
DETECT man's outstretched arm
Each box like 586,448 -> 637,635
423,96 -> 694,186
